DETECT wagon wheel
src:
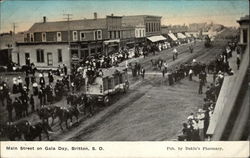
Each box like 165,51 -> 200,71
103,96 -> 110,106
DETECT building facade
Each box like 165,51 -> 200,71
122,15 -> 161,37
14,14 -> 162,68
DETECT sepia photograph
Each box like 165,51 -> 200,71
0,0 -> 249,146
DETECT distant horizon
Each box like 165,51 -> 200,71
0,0 -> 248,33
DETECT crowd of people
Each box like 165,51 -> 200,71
0,63 -> 74,122
178,42 -> 237,141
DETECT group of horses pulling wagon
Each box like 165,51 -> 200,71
0,67 -> 129,141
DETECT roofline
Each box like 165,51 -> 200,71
123,15 -> 162,18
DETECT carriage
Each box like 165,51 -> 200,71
85,67 -> 129,105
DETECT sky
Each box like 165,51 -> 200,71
0,0 -> 249,33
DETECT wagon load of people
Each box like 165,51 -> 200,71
85,67 -> 129,105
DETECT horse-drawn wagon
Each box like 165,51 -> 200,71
85,67 -> 129,105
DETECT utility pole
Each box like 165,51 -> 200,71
63,13 -> 73,74
13,23 -> 17,34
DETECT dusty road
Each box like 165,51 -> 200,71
0,40 -> 227,141
54,40 -> 227,141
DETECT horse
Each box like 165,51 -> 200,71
37,105 -> 58,125
2,120 -> 30,141
23,121 -> 53,141
53,106 -> 80,131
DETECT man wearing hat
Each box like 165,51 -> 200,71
197,109 -> 205,141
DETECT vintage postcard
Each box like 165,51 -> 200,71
0,0 -> 249,157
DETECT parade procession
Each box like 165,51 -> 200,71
0,1 -> 249,142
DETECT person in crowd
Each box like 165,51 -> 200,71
48,71 -> 54,84
13,98 -> 20,120
189,45 -> 193,53
198,78 -> 204,94
140,67 -> 145,79
63,64 -> 68,75
39,73 -> 45,88
168,70 -> 174,86
6,94 -> 13,121
32,81 -> 39,96
197,109 -> 205,141
12,77 -> 18,94
25,74 -> 30,90
236,55 -> 241,70
189,69 -> 193,81
38,88 -> 44,106
17,76 -> 23,93
30,94 -> 35,112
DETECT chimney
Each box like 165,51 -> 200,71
111,13 -> 114,16
94,12 -> 97,20
43,16 -> 46,23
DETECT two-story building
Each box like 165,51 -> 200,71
14,15 -> 125,68
13,14 -> 162,69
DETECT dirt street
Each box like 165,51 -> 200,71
0,40 -> 227,141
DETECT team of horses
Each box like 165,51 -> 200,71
1,93 -> 93,141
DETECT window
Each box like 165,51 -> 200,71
146,23 -> 149,32
80,32 -> 85,41
30,33 -> 34,42
36,49 -> 44,63
73,31 -> 78,41
118,31 -> 121,38
139,30 -> 142,37
57,32 -> 62,42
243,29 -> 248,43
109,31 -> 112,39
148,23 -> 151,32
143,30 -> 145,37
136,30 -> 138,37
58,49 -> 62,62
97,30 -> 102,40
42,33 -> 46,42
114,31 -> 117,38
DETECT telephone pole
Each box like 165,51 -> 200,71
63,13 -> 73,73
63,14 -> 73,44
13,23 -> 17,34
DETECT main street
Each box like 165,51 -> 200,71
51,40 -> 227,141
0,40 -> 227,141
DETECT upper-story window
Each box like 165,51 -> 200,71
42,32 -> 46,42
97,30 -> 102,40
73,31 -> 78,41
80,32 -> 85,41
57,32 -> 62,42
30,33 -> 34,42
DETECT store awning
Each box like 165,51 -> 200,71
147,35 -> 166,42
177,33 -> 187,39
185,32 -> 192,38
103,39 -> 120,45
167,33 -> 178,41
